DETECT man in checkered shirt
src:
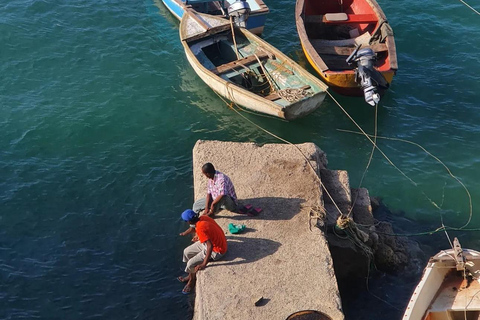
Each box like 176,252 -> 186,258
192,162 -> 237,216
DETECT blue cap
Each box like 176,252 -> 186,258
181,209 -> 196,222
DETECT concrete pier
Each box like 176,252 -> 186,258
191,140 -> 344,320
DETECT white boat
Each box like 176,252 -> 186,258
403,238 -> 480,320
179,10 -> 329,120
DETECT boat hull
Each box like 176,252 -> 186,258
180,12 -> 329,120
403,247 -> 480,320
295,0 -> 398,96
162,0 -> 268,35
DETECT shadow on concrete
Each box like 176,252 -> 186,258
211,236 -> 281,267
216,197 -> 305,221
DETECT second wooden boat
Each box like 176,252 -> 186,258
403,238 -> 480,320
295,0 -> 398,105
162,0 -> 269,35
180,11 -> 329,120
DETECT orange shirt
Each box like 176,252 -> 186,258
196,216 -> 227,254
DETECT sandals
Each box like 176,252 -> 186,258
237,204 -> 262,216
182,285 -> 193,295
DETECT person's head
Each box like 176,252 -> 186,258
201,163 -> 216,179
181,209 -> 199,224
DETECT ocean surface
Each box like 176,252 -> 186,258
1,0 -> 479,319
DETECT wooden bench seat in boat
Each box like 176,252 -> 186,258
312,42 -> 388,55
305,13 -> 377,24
309,31 -> 372,47
210,52 -> 271,75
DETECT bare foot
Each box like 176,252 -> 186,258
177,275 -> 189,283
182,284 -> 193,294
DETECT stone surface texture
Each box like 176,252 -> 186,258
191,140 -> 344,320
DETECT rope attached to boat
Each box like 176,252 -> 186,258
277,87 -> 311,102
253,53 -> 277,94
216,85 -> 346,223
229,16 -> 240,60
335,129 -> 474,233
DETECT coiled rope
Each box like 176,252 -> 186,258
277,87 -> 312,102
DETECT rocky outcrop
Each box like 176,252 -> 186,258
320,169 -> 416,281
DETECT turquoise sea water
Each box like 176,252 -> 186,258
1,0 -> 479,319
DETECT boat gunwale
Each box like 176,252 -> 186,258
162,0 -> 270,19
180,12 -> 328,120
403,248 -> 480,320
295,0 -> 398,76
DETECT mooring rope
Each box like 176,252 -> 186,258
457,0 -> 480,15
217,69 -> 475,246
337,129 -> 474,231
347,101 -> 378,218
217,86 -> 346,220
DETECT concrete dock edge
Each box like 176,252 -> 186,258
191,140 -> 344,320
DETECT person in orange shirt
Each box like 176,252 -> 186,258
177,209 -> 228,294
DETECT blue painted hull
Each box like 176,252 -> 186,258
161,0 -> 268,34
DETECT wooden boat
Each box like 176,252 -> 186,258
403,238 -> 480,320
162,0 -> 269,35
295,0 -> 398,105
179,11 -> 329,120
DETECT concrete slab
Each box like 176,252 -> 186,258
191,140 -> 344,320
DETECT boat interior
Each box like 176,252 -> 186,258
184,0 -> 227,16
425,254 -> 480,320
302,0 -> 389,71
189,31 -> 316,105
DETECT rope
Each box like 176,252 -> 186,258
229,16 -> 240,60
336,215 -> 374,259
337,129 -> 473,230
364,260 -> 402,311
216,86 -> 346,219
327,92 -> 429,201
457,0 -> 480,15
277,88 -> 311,102
253,53 -> 276,94
218,69 -> 476,243
347,102 -> 378,218
441,215 -> 454,250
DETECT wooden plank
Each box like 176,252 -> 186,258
305,14 -> 377,24
313,43 -> 388,55
304,15 -> 325,23
264,92 -> 281,101
309,32 -> 371,47
182,24 -> 231,42
324,13 -> 377,24
189,11 -> 211,30
321,55 -> 353,70
210,52 -> 270,75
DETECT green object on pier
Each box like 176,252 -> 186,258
228,223 -> 246,234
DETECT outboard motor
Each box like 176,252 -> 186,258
346,45 -> 389,106
227,0 -> 251,28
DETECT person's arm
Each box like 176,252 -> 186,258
204,193 -> 213,215
207,176 -> 226,215
195,240 -> 213,271
207,194 -> 225,215
179,227 -> 195,236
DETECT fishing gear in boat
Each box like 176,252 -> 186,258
346,44 -> 390,106
227,0 -> 251,28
